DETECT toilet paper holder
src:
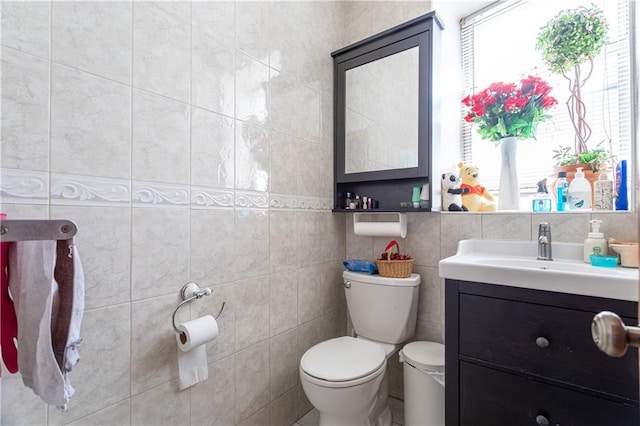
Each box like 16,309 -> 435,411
171,282 -> 225,333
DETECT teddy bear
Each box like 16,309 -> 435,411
458,162 -> 497,212
441,172 -> 469,211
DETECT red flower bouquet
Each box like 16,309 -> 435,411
462,76 -> 558,142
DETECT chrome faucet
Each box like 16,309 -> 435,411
537,222 -> 553,261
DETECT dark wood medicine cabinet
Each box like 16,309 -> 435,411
333,11 -> 445,212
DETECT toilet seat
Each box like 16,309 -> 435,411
301,336 -> 386,387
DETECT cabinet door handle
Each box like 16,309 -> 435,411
535,336 -> 549,348
535,414 -> 549,426
592,311 -> 640,357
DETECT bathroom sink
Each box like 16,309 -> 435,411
439,239 -> 638,301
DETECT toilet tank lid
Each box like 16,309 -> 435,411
342,271 -> 421,287
400,341 -> 445,372
301,336 -> 385,382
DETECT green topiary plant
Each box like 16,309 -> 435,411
536,4 -> 608,155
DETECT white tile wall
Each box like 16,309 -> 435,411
1,1 -> 344,424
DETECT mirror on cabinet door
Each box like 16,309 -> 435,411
333,11 -> 444,211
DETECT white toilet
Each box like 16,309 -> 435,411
300,270 -> 420,426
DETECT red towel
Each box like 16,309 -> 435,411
1,213 -> 19,374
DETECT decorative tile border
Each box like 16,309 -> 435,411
132,181 -> 190,207
191,186 -> 234,209
297,195 -> 332,211
235,190 -> 269,209
269,193 -> 298,210
51,173 -> 130,206
0,168 -> 49,204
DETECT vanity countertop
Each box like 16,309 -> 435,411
439,239 -> 638,302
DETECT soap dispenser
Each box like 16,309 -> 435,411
584,219 -> 607,263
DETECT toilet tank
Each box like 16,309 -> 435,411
343,271 -> 420,344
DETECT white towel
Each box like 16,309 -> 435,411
8,239 -> 84,409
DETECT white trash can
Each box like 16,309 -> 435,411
399,341 -> 445,426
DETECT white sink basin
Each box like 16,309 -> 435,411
439,239 -> 638,301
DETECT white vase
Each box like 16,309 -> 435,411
498,136 -> 520,210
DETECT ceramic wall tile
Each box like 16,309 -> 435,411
481,213 -> 532,240
131,208 -> 189,301
296,141 -> 323,198
48,304 -> 131,424
298,264 -> 323,325
402,1 -> 433,21
406,212 -> 441,267
132,181 -> 190,208
296,317 -> 325,361
235,276 -> 270,351
269,386 -> 298,426
50,64 -> 131,179
269,1 -> 299,74
342,1 -> 372,46
413,265 -> 441,326
132,90 -> 190,184
269,131 -> 298,196
190,209 -> 236,286
298,85 -> 321,143
131,380 -> 188,425
1,1 -> 50,58
296,212 -> 322,267
320,213 -> 346,263
270,329 -> 298,399
591,212 -> 638,243
235,120 -> 270,191
192,0 -> 234,47
52,2 -> 131,84
0,369 -> 47,426
529,213 -> 589,243
269,211 -> 298,273
1,48 -> 49,171
51,206 -> 131,310
269,69 -> 299,137
236,1 -> 269,63
149,1 -> 191,22
235,341 -> 270,423
235,52 -> 270,125
133,2 -> 189,102
191,30 -> 235,117
50,174 -> 131,207
190,355 -> 236,426
371,2 -> 404,34
439,213 -> 482,259
270,270 -> 298,337
67,400 -> 130,426
322,262 -> 345,314
234,209 -> 270,280
131,294 -> 182,395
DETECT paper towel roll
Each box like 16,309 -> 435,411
354,222 -> 405,237
176,315 -> 219,352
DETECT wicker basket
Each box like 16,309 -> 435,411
375,240 -> 413,278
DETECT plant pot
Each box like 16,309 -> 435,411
549,163 -> 600,206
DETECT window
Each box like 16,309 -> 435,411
461,0 -> 633,208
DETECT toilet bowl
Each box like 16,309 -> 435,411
300,336 -> 392,426
299,271 -> 421,426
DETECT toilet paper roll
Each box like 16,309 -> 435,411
176,315 -> 219,352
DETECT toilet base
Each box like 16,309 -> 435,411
318,404 -> 391,426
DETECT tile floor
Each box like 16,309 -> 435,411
292,397 -> 405,426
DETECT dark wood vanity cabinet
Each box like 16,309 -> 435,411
445,279 -> 639,425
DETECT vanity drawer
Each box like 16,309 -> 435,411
459,293 -> 639,400
459,361 -> 638,426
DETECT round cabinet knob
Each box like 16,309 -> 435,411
344,280 -> 351,289
535,337 -> 549,349
535,414 -> 550,426
591,311 -> 640,357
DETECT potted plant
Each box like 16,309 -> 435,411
536,4 -> 610,179
461,76 -> 558,210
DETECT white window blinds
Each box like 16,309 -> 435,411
460,0 -> 633,196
